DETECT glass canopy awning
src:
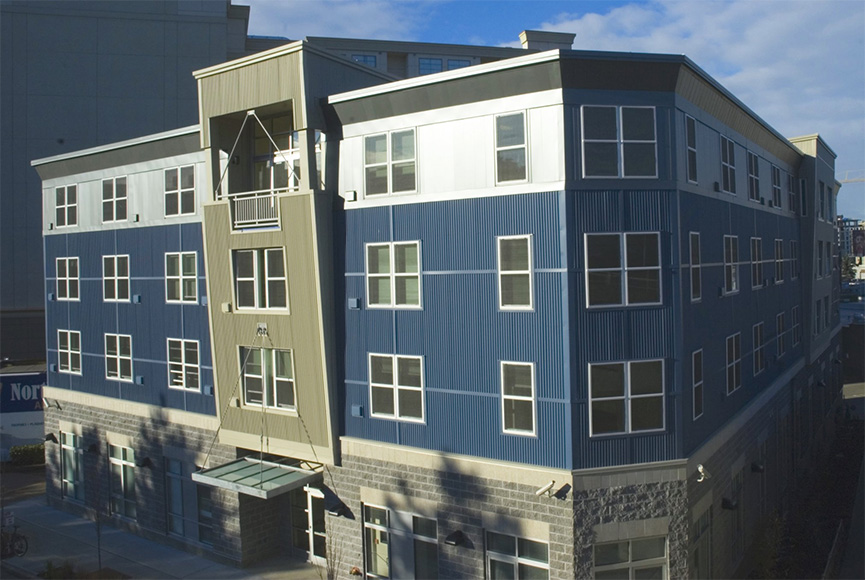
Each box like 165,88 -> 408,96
192,457 -> 322,499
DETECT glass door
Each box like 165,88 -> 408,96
290,486 -> 326,566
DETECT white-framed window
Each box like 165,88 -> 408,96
240,346 -> 296,410
777,312 -> 787,358
689,232 -> 701,302
364,129 -> 416,195
753,322 -> 764,376
55,185 -> 78,228
692,507 -> 713,579
747,152 -> 760,202
109,444 -> 136,519
751,237 -> 763,289
585,232 -> 661,307
495,112 -> 528,183
56,257 -> 79,301
58,330 -> 81,374
233,248 -> 288,310
818,181 -> 826,221
791,241 -> 799,279
102,176 -> 128,223
61,431 -> 85,501
686,115 -> 698,183
167,339 -> 199,391
497,235 -> 533,310
165,252 -> 197,303
105,333 -> 133,382
366,242 -> 421,308
723,235 -> 739,294
362,505 -> 438,580
352,54 -> 376,68
726,333 -> 741,395
594,537 -> 667,579
817,241 -> 824,279
772,166 -> 782,208
581,105 -> 657,178
164,166 -> 195,217
720,135 -> 736,194
589,359 -> 665,436
363,505 -> 390,578
692,349 -> 703,420
787,174 -> 797,213
774,239 -> 784,283
792,306 -> 801,346
103,255 -> 130,302
418,57 -> 442,75
825,243 -> 832,278
486,531 -> 550,580
501,361 -> 536,435
368,354 -> 424,422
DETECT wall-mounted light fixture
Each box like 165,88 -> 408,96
45,433 -> 58,444
697,464 -> 711,482
445,530 -> 466,546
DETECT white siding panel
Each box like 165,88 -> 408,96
529,105 -> 565,184
419,116 -> 493,196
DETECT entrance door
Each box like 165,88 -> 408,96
290,486 -> 326,566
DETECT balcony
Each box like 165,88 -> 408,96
227,188 -> 285,229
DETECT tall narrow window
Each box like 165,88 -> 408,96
233,248 -> 287,310
105,333 -> 133,382
686,115 -> 698,183
817,241 -> 824,279
772,166 -> 782,208
792,306 -> 801,346
109,445 -> 136,519
166,252 -> 197,303
364,129 -> 416,195
55,185 -> 78,227
800,179 -> 808,216
791,241 -> 799,279
726,333 -> 741,394
366,242 -> 421,308
102,177 -> 128,222
56,257 -> 79,301
747,152 -> 760,201
103,255 -> 130,302
774,239 -> 784,283
692,349 -> 703,420
815,300 -> 822,336
60,432 -> 85,501
690,232 -> 701,301
364,506 -> 390,578
57,330 -> 81,374
585,233 -> 661,307
787,174 -> 796,213
582,106 -> 657,178
240,347 -> 296,410
497,235 -> 533,309
751,237 -> 763,289
495,112 -> 527,183
501,361 -> 536,435
753,322 -> 764,376
818,181 -> 825,220
590,360 -> 664,435
720,136 -> 736,194
369,354 -> 424,422
724,235 -> 739,294
776,312 -> 787,358
164,166 -> 195,216
167,339 -> 199,391
487,531 -> 550,579
731,470 -> 744,558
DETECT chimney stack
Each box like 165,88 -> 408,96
519,30 -> 576,51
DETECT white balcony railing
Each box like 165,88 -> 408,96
228,189 -> 285,229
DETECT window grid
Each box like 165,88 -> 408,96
747,152 -> 760,202
56,257 -> 80,301
585,232 -> 662,307
233,248 -> 288,310
366,242 -> 421,309
55,185 -> 78,228
726,333 -> 742,395
581,105 -> 658,178
751,237 -> 763,289
753,322 -> 765,376
593,537 -> 667,579
497,235 -> 533,310
777,312 -> 787,358
791,241 -> 799,279
447,58 -> 471,70
105,333 -> 133,382
240,347 -> 296,410
167,339 -> 200,391
686,115 -> 698,183
690,232 -> 701,301
724,235 -> 739,294
103,255 -> 130,302
109,445 -> 136,519
164,166 -> 195,217
772,166 -> 782,208
787,174 -> 797,213
351,54 -> 376,67
166,252 -> 197,303
817,241 -> 824,279
501,361 -> 536,436
418,57 -> 443,75
364,129 -> 417,196
774,239 -> 784,283
369,354 -> 425,422
102,176 -> 128,223
692,349 -> 703,420
57,330 -> 81,374
486,531 -> 550,580
720,136 -> 736,194
495,112 -> 528,183
61,432 -> 85,501
589,360 -> 665,436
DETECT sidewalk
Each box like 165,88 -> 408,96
1,497 -> 320,580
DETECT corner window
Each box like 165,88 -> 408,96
369,354 -> 424,422
747,152 -> 760,202
753,322 -> 764,376
56,257 -> 79,301
109,445 -> 136,519
60,432 -> 85,501
501,361 -> 536,435
692,350 -> 703,420
776,312 -> 787,358
366,242 -> 421,308
103,255 -> 130,302
166,252 -> 197,303
690,232 -> 701,302
590,360 -> 664,435
102,177 -> 128,223
720,136 -> 736,194
726,333 -> 741,394
105,333 -> 133,382
233,248 -> 287,310
586,233 -> 661,307
167,339 -> 199,391
686,115 -> 698,183
774,239 -> 784,283
495,112 -> 527,183
497,235 -> 533,310
364,129 -> 416,195
55,185 -> 78,228
165,166 -> 195,217
57,330 -> 81,374
240,347 -> 296,410
418,57 -> 442,75
486,531 -> 549,580
723,235 -> 739,294
751,237 -> 763,289
582,106 -> 657,178
594,537 -> 667,579
772,166 -> 782,208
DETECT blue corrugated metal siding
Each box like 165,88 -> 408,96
44,224 -> 214,416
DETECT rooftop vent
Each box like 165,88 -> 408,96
519,30 -> 576,51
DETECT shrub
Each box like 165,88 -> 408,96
9,443 -> 45,466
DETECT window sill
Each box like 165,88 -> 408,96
370,414 -> 425,424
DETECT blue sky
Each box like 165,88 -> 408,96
246,0 -> 865,219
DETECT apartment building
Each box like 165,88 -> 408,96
35,33 -> 841,579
